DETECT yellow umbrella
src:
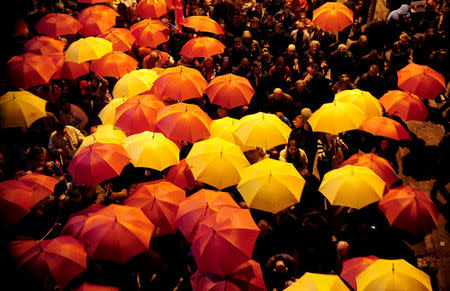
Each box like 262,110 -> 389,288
237,158 -> 305,213
285,272 -> 350,291
232,112 -> 291,150
335,89 -> 383,118
308,101 -> 367,135
64,37 -> 112,63
0,91 -> 47,128
112,69 -> 158,99
98,97 -> 127,125
123,131 -> 179,171
75,125 -> 126,156
356,259 -> 432,291
319,165 -> 385,209
186,137 -> 250,190
210,117 -> 256,152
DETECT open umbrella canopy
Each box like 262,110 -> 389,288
356,259 -> 432,291
24,36 -> 66,55
237,158 -> 305,213
90,51 -> 138,78
186,138 -> 250,190
180,36 -> 226,58
397,63 -> 446,99
78,8 -> 116,36
136,0 -> 170,19
308,101 -> 367,135
0,91 -> 47,128
334,89 -> 383,118
312,2 -> 354,31
124,180 -> 185,237
319,165 -> 386,209
6,53 -> 57,89
210,117 -> 256,152
204,74 -> 255,109
339,153 -> 399,188
74,283 -> 118,291
78,0 -> 113,3
98,97 -> 127,124
112,69 -> 159,99
378,186 -> 440,234
191,207 -> 260,276
379,90 -> 429,121
79,204 -> 155,263
359,116 -> 411,141
50,53 -> 90,80
99,28 -> 136,52
0,180 -> 34,229
114,94 -> 165,136
65,37 -> 113,63
131,19 -> 170,48
341,255 -> 379,290
123,131 -> 180,170
183,16 -> 224,35
78,5 -> 119,22
285,272 -> 349,291
35,13 -> 83,37
232,112 -> 292,150
75,125 -> 126,155
166,159 -> 202,189
153,65 -> 208,102
18,173 -> 58,205
68,142 -> 130,186
175,189 -> 239,242
61,204 -> 105,238
156,103 -> 212,143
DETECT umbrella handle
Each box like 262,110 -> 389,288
55,156 -> 69,186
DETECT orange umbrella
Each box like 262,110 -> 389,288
312,2 -> 354,31
192,207 -> 260,276
379,90 -> 429,121
9,236 -> 87,287
50,53 -> 90,80
191,260 -> 266,291
131,19 -> 170,48
124,180 -> 186,237
114,94 -> 165,136
0,180 -> 34,228
17,173 -> 58,205
174,189 -> 239,242
68,142 -> 131,186
397,63 -> 446,99
78,5 -> 119,21
204,73 -> 255,109
23,36 -> 66,55
6,53 -> 57,89
35,13 -> 83,37
156,103 -> 212,143
99,28 -> 136,52
78,7 -> 117,36
378,186 -> 440,234
359,117 -> 411,141
341,256 -> 379,290
78,0 -> 113,3
61,204 -> 105,238
74,283 -> 118,291
153,65 -> 208,101
339,153 -> 399,188
90,51 -> 138,78
166,159 -> 202,189
136,0 -> 170,19
180,36 -> 226,58
79,204 -> 155,263
183,16 -> 224,34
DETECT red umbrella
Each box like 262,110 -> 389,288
136,0 -> 170,19
114,94 -> 165,136
204,73 -> 255,109
358,117 -> 411,141
183,16 -> 224,35
339,153 -> 399,188
78,0 -> 113,3
156,103 -> 212,143
50,53 -> 90,80
90,51 -> 138,78
153,66 -> 208,102
17,173 -> 58,205
23,36 -> 66,55
180,36 -> 226,58
68,142 -> 130,186
79,204 -> 155,263
99,28 -> 136,52
124,180 -> 186,237
341,255 -> 379,290
61,204 -> 105,238
6,53 -> 57,89
74,283 -> 118,291
131,19 -> 170,48
175,189 -> 239,242
78,8 -> 116,37
9,236 -> 87,287
397,63 -> 446,99
379,90 -> 429,121
35,13 -> 83,37
78,5 -> 119,21
166,159 -> 202,189
378,186 -> 440,234
0,180 -> 34,228
191,207 -> 260,276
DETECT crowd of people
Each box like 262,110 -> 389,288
0,0 -> 449,290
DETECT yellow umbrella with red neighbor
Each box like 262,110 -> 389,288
0,91 -> 47,128
65,37 -> 113,64
335,89 -> 383,118
285,272 -> 350,291
112,69 -> 159,99
75,125 -> 126,156
98,97 -> 127,125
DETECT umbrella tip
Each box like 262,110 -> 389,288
210,226 -> 216,233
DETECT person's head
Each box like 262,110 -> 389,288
307,63 -> 319,76
337,241 -> 350,258
54,121 -> 65,133
274,259 -> 288,273
250,17 -> 260,28
252,60 -> 262,74
275,56 -> 285,69
399,32 -> 410,44
300,108 -> 312,122
368,64 -> 379,76
257,219 -> 271,236
296,21 -> 306,31
358,34 -> 368,45
287,139 -> 299,156
204,56 -> 214,68
287,44 -> 296,55
255,2 -> 263,13
337,43 -> 347,54
242,30 -> 252,42
261,48 -> 271,61
232,13 -> 241,25
283,3 -> 291,14
275,22 -> 284,34
295,79 -> 305,92
239,57 -> 251,71
233,37 -> 243,50
380,138 -> 390,152
339,73 -> 351,84
149,51 -> 159,62
217,106 -> 228,118
273,88 -> 283,97
310,40 -> 320,53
